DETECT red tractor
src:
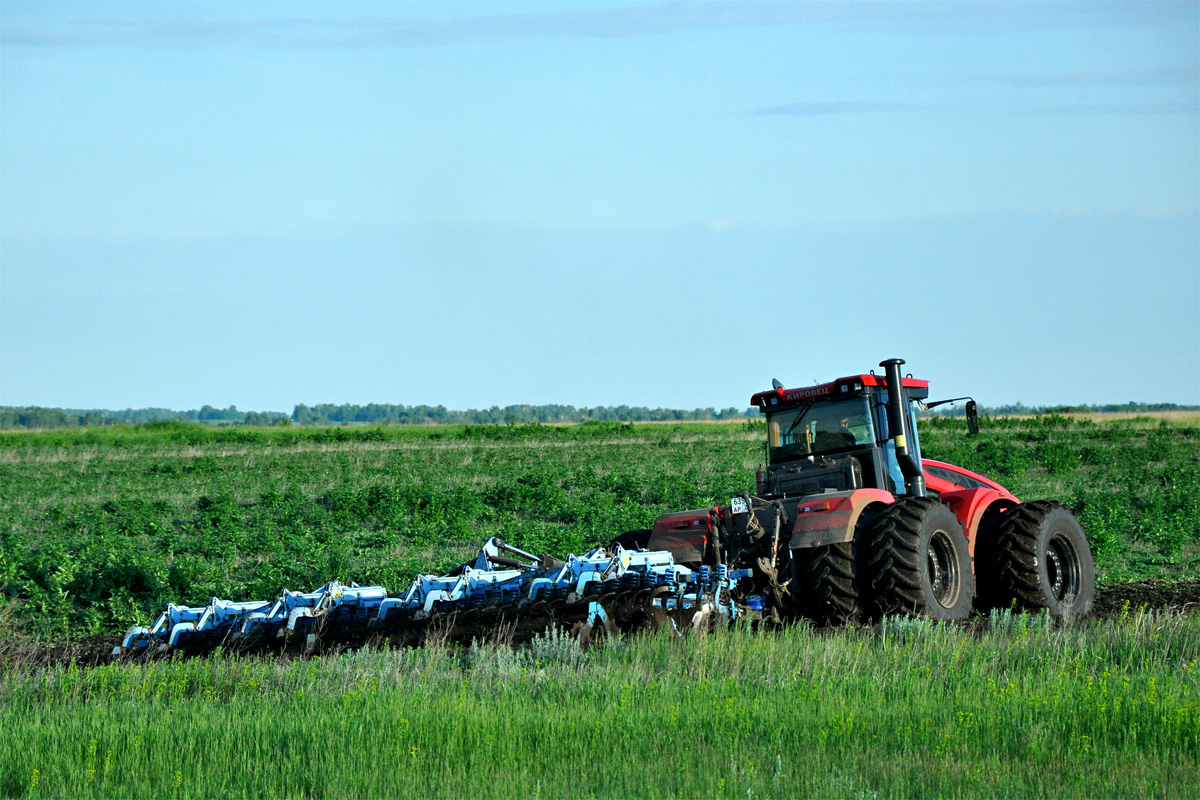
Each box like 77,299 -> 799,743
625,358 -> 1096,624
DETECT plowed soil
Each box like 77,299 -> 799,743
1090,577 -> 1200,617
8,578 -> 1198,672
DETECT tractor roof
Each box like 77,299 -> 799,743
750,374 -> 930,409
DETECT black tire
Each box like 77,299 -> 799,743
794,541 -> 860,625
971,502 -> 1014,612
792,513 -> 874,626
609,529 -> 651,552
866,497 -> 973,621
988,501 -> 1095,618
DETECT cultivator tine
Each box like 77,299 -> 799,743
115,626 -> 153,655
115,536 -> 753,657
576,601 -> 618,647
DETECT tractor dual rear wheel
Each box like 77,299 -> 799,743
790,541 -> 860,626
987,501 -> 1095,618
790,511 -> 877,626
866,497 -> 973,621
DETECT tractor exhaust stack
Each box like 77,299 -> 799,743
880,357 -> 926,497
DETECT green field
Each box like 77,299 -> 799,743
1,415 -> 1196,640
0,415 -> 1198,798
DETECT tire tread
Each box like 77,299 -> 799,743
989,500 -> 1096,615
866,496 -> 972,620
798,541 -> 860,625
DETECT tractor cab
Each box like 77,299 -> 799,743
751,361 -> 929,499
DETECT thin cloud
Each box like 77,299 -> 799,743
1031,101 -> 1200,115
838,1 -> 1194,36
1003,64 -> 1200,88
3,4 -> 831,47
751,101 -> 913,116
2,1 -> 1194,49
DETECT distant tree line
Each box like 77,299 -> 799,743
289,403 -> 752,426
0,403 -> 752,431
4,400 -> 1194,431
918,401 -> 1199,417
0,405 -> 288,430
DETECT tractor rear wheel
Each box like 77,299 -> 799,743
971,503 -> 1013,612
988,501 -> 1095,618
794,541 -> 860,625
866,497 -> 973,621
793,512 -> 875,625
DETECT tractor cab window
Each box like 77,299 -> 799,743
767,398 -> 874,463
874,393 -> 923,495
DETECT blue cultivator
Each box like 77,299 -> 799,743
114,538 -> 750,656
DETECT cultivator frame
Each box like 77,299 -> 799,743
115,538 -> 748,656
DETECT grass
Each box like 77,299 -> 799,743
997,410 -> 1200,424
0,416 -> 1196,798
0,415 -> 1197,640
1,610 -> 1196,798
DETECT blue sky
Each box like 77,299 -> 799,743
2,1 -> 1197,411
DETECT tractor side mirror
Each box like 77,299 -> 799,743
924,396 -> 979,434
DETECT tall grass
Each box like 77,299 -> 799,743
1,611 -> 1196,799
